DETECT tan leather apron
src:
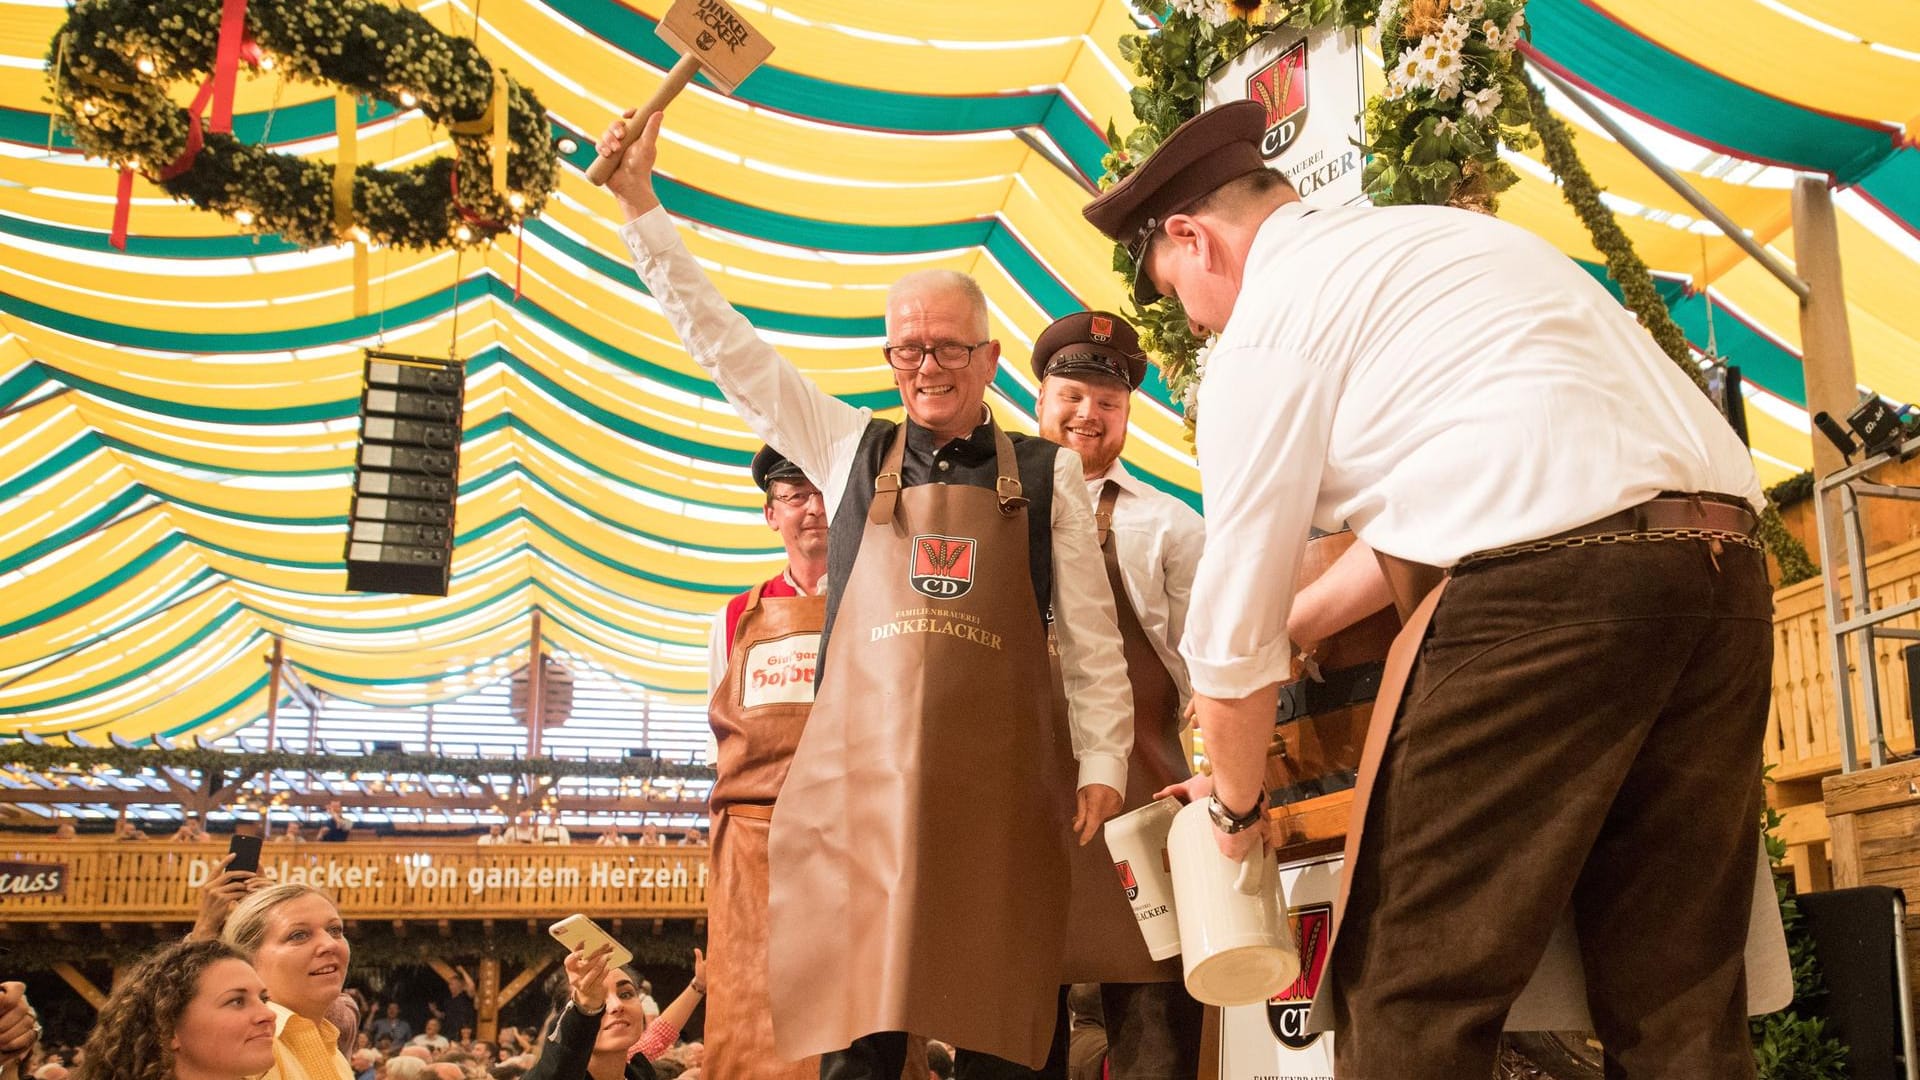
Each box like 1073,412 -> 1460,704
707,580 -> 825,1080
1057,481 -> 1188,984
767,423 -> 1070,1068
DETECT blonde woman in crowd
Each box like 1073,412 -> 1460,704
221,884 -> 355,1080
73,938 -> 276,1080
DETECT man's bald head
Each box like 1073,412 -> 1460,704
887,270 -> 989,340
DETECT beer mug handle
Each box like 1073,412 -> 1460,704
1232,845 -> 1271,896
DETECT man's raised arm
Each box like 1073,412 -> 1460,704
600,112 -> 866,511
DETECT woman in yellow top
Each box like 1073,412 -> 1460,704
221,883 -> 356,1080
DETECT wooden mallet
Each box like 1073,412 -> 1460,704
585,0 -> 775,186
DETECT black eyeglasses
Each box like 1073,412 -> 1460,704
881,341 -> 990,371
768,489 -> 824,508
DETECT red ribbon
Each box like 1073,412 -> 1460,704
447,167 -> 507,232
157,113 -> 205,180
210,0 -> 248,135
109,166 -> 133,250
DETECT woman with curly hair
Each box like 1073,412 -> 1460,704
74,937 -> 276,1080
221,883 -> 354,1080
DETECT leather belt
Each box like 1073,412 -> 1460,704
724,804 -> 774,821
1538,491 -> 1758,544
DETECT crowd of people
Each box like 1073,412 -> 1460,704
11,870 -> 741,1080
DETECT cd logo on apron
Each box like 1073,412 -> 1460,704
909,534 -> 976,599
1114,859 -> 1138,901
1266,901 -> 1332,1049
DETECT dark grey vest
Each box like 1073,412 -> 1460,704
818,417 -> 1058,686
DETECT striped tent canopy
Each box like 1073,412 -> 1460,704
1,0 -> 1914,743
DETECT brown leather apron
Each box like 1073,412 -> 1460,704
1057,481 -> 1188,984
1304,571 -> 1448,1031
767,422 -> 1069,1068
707,579 -> 825,1080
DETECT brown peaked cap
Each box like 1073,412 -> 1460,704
1028,310 -> 1146,391
1083,100 -> 1270,305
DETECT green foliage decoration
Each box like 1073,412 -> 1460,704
0,744 -> 715,784
1103,0 -> 1536,423
45,0 -> 559,251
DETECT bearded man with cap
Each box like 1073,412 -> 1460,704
701,445 -> 830,1080
1030,312 -> 1204,1080
1084,101 -> 1776,1080
596,113 -> 1134,1080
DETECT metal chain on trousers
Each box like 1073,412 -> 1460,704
1456,527 -> 1763,569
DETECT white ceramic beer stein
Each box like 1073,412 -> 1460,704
1101,796 -> 1183,960
1167,798 -> 1300,1005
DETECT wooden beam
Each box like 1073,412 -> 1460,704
476,956 -> 503,1042
1793,176 -> 1861,579
0,788 -> 704,815
51,962 -> 106,1010
495,958 -> 553,1011
528,611 -> 545,759
265,636 -> 284,749
428,958 -> 457,982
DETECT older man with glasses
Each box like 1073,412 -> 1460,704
599,113 -> 1132,1080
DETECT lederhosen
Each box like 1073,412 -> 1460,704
1047,481 -> 1201,1080
768,420 -> 1071,1069
707,578 -> 825,1080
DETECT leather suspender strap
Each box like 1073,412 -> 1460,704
741,580 -> 767,616
991,424 -> 1027,516
1093,480 -> 1120,548
871,420 -> 1027,524
868,425 -> 908,526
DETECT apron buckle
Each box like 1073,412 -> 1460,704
995,475 -> 1027,515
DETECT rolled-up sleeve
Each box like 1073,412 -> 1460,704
1180,344 -> 1335,699
620,208 -> 868,516
1048,448 -> 1133,792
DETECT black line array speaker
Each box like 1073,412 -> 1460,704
345,351 -> 465,596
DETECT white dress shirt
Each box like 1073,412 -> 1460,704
1090,460 -> 1205,714
1185,201 -> 1764,700
622,208 -> 1133,793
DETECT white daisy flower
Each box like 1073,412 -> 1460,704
1462,85 -> 1502,119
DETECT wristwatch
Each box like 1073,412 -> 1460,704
1208,790 -> 1267,834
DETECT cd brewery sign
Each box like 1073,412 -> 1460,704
1204,23 -> 1368,208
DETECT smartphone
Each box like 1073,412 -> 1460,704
548,914 -> 633,969
227,833 -> 263,875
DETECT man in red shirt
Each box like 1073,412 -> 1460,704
704,445 -> 830,1080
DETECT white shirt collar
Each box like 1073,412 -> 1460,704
1088,459 -> 1152,500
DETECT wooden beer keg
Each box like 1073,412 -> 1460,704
1264,530 -> 1400,808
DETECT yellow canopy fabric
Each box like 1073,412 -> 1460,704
0,0 -> 1912,741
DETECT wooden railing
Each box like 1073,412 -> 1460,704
0,840 -> 710,922
1770,537 -> 1920,781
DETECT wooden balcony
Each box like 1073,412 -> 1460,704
1769,537 -> 1920,784
0,839 -> 710,923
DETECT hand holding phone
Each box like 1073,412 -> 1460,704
227,833 -> 263,875
548,914 -> 633,969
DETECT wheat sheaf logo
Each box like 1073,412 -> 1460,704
1267,901 -> 1332,1049
909,534 -> 976,599
1248,37 -> 1309,159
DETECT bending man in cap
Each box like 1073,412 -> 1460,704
1031,312 -> 1204,1080
1085,101 -> 1775,1079
598,113 -> 1133,1080
702,446 -> 830,1080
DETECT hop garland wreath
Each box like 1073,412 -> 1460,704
45,0 -> 560,251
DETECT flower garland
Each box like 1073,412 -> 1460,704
1104,0 -> 1536,424
45,0 -> 559,251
